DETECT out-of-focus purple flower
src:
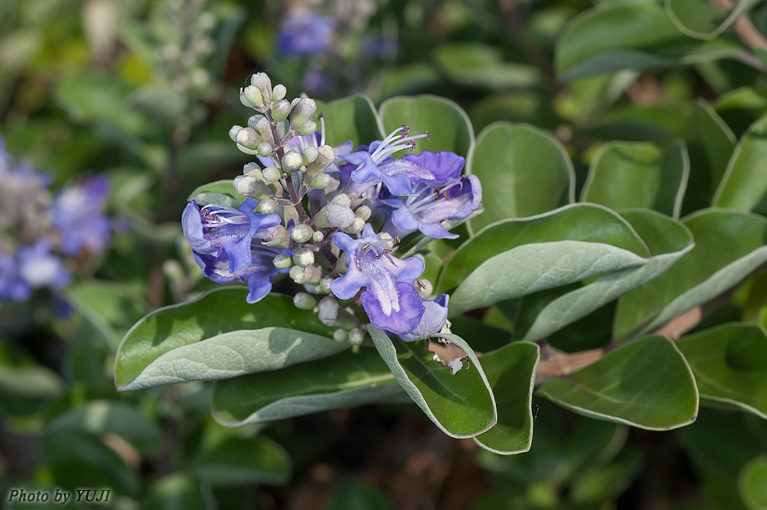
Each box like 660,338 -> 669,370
330,224 -> 425,334
302,68 -> 332,94
384,174 -> 482,239
0,252 -> 31,301
399,294 -> 449,342
51,175 -> 111,256
17,241 -> 71,291
182,199 -> 280,273
343,126 -> 432,196
194,244 -> 289,304
361,36 -> 398,59
276,10 -> 335,57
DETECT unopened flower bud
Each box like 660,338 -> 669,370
310,173 -> 332,189
247,114 -> 265,129
306,145 -> 334,175
236,127 -> 261,149
250,73 -> 272,103
282,151 -> 303,174
355,205 -> 372,221
289,264 -> 321,284
416,279 -> 433,299
290,98 -> 316,128
298,121 -> 317,136
240,85 -> 264,108
318,296 -> 339,326
315,204 -> 354,229
243,162 -> 262,176
272,84 -> 287,101
293,292 -> 317,310
264,225 -> 291,248
293,247 -> 315,267
271,99 -> 291,122
302,146 -> 318,165
273,254 -> 292,269
262,166 -> 282,182
229,125 -> 243,142
333,329 -> 348,342
342,216 -> 366,234
256,142 -> 272,157
317,277 -> 332,294
257,198 -> 277,214
312,231 -> 324,243
291,224 -> 314,243
233,174 -> 257,196
255,117 -> 274,143
348,329 -> 365,346
331,194 -> 352,208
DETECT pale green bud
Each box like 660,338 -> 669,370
302,146 -> 318,165
331,193 -> 352,208
229,125 -> 243,142
273,254 -> 292,269
233,174 -> 257,196
293,292 -> 317,310
235,127 -> 261,149
298,121 -> 317,136
317,277 -> 332,294
264,225 -> 291,248
240,85 -> 264,108
312,231 -> 324,243
256,142 -> 273,157
314,204 -> 354,229
306,145 -> 335,176
348,329 -> 365,346
310,173 -> 332,189
243,162 -> 262,176
272,84 -> 287,101
282,151 -> 303,174
247,114 -> 265,129
333,329 -> 348,342
293,247 -> 315,267
250,73 -> 272,103
256,198 -> 277,214
342,216 -> 366,234
255,117 -> 274,143
290,98 -> 316,127
416,279 -> 433,299
291,224 -> 314,243
262,166 -> 282,182
355,205 -> 372,221
271,99 -> 291,122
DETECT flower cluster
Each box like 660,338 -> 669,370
0,141 -> 112,301
182,73 -> 481,343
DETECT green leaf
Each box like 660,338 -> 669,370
188,179 -> 240,207
714,87 -> 767,137
115,288 -> 336,390
369,328 -> 497,438
433,42 -> 542,90
192,436 -> 291,486
556,1 -> 743,80
680,99 -> 737,216
714,115 -> 767,216
61,280 -> 149,348
439,204 -> 661,317
144,473 -> 207,510
474,342 -> 540,454
379,95 -> 474,157
316,94 -> 385,147
469,92 -> 560,133
581,140 -> 689,218
0,363 -> 64,417
740,455 -> 767,510
42,430 -> 141,496
678,323 -> 767,419
468,122 -> 574,233
518,209 -> 694,343
538,335 -> 699,430
211,348 -> 402,426
47,400 -> 162,454
614,209 -> 767,340
570,447 -> 644,503
666,0 -> 760,40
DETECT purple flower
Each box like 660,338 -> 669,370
51,175 -> 111,256
17,241 -> 71,290
399,294 -> 449,342
276,10 -> 335,57
194,244 -> 289,304
330,224 -> 425,334
0,252 -> 30,301
384,174 -> 482,239
182,199 -> 280,274
343,126 -> 431,196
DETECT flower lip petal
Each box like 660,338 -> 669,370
361,282 -> 425,334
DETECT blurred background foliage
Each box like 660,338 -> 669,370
1,0 -> 767,508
